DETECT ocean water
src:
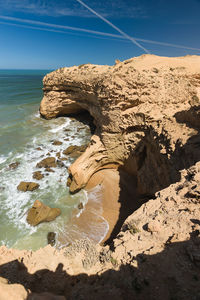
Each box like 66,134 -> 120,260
0,70 -> 108,250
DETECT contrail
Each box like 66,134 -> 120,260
75,0 -> 149,54
0,20 -> 128,42
0,16 -> 200,52
0,15 -> 125,38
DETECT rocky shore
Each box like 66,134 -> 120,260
1,54 -> 200,299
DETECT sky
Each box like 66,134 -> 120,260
0,0 -> 200,69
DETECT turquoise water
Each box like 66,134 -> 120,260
0,70 -> 104,250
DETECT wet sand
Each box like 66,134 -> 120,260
58,168 -> 139,246
85,168 -> 139,244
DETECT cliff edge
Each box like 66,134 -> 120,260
40,54 -> 200,198
1,55 -> 200,299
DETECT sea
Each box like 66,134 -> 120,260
0,70 -> 108,250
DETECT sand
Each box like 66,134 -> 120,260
85,168 -> 141,244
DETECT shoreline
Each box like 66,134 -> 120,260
85,168 -> 139,244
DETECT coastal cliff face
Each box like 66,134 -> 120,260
1,55 -> 200,299
40,55 -> 200,196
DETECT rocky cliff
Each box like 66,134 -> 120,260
40,55 -> 200,198
1,55 -> 200,299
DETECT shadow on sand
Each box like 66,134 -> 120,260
0,235 -> 199,299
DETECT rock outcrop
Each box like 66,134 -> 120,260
40,55 -> 200,195
27,200 -> 61,226
36,157 -> 57,168
1,162 -> 200,300
1,55 -> 200,299
17,182 -> 39,192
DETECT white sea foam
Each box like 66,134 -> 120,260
0,114 -> 91,249
49,118 -> 70,133
0,155 -> 7,164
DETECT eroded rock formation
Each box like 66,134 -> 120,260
27,200 -> 61,226
40,55 -> 200,195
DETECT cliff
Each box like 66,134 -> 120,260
40,55 -> 200,198
1,55 -> 200,299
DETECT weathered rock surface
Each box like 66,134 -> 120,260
63,144 -> 87,158
36,157 -> 56,168
1,166 -> 200,300
40,55 -> 200,194
2,55 -> 200,299
47,232 -> 56,246
33,171 -> 44,180
9,162 -> 20,170
17,182 -> 39,192
27,200 -> 61,226
0,277 -> 27,300
52,140 -> 63,145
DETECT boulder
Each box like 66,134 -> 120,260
52,140 -> 63,146
66,176 -> 72,187
36,157 -> 56,168
47,232 -> 56,246
33,171 -> 44,180
45,168 -> 55,173
63,145 -> 87,158
56,152 -> 61,158
57,160 -> 65,168
78,202 -> 84,210
17,182 -> 39,192
0,277 -> 27,300
9,162 -> 20,170
27,200 -> 61,226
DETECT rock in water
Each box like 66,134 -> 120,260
47,232 -> 56,246
9,162 -> 20,170
63,145 -> 87,159
78,202 -> 83,210
36,157 -> 56,168
52,140 -> 63,145
17,182 -> 39,192
27,200 -> 61,226
33,171 -> 44,180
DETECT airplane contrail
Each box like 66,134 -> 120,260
0,15 -> 125,38
75,0 -> 149,54
0,20 -> 129,42
0,16 -> 200,52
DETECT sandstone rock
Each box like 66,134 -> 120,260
60,157 -> 68,161
0,277 -> 27,300
27,200 -> 61,226
78,202 -> 83,210
40,55 -> 200,194
45,167 -> 55,173
33,171 -> 44,180
63,145 -> 87,159
9,162 -> 20,170
62,145 -> 79,155
146,220 -> 161,233
17,182 -> 39,192
52,140 -> 63,145
35,147 -> 42,151
66,176 -> 72,187
47,232 -> 56,246
57,160 -> 65,168
56,152 -> 61,158
36,157 -> 56,168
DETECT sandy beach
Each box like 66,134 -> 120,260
85,168 -> 140,244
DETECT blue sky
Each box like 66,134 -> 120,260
0,0 -> 200,69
